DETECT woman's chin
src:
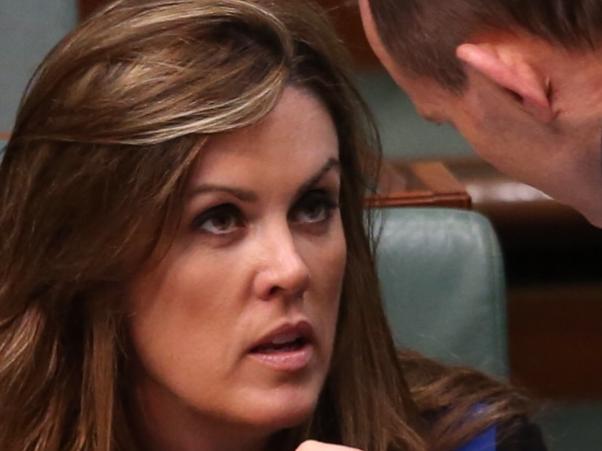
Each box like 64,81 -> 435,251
253,397 -> 317,430
230,386 -> 319,434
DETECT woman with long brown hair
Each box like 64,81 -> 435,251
0,1 -> 545,450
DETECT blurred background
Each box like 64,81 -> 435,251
1,1 -> 600,449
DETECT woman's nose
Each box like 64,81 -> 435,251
253,225 -> 310,301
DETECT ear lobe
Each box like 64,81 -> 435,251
456,43 -> 554,123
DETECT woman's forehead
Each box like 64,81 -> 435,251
187,87 -> 339,184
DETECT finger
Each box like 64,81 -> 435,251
295,440 -> 363,451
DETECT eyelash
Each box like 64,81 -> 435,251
190,190 -> 339,237
191,204 -> 243,236
291,190 -> 339,225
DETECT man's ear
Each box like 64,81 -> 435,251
456,42 -> 554,123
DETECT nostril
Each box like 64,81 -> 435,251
267,283 -> 307,301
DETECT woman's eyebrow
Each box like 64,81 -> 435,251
188,185 -> 258,202
188,157 -> 340,202
294,158 -> 341,198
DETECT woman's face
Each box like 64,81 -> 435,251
128,87 -> 346,446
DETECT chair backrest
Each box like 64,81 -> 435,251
373,207 -> 508,377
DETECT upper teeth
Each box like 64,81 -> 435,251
271,332 -> 299,345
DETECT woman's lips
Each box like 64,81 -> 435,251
248,321 -> 315,371
248,342 -> 314,371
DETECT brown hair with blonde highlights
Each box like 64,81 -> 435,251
1,1 -> 529,450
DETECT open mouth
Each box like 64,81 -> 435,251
248,325 -> 314,371
250,336 -> 309,354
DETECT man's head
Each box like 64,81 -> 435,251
360,0 -> 602,227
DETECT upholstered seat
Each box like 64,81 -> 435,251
373,207 -> 508,377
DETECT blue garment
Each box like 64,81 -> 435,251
455,404 -> 497,450
457,426 -> 497,451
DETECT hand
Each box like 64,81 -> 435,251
295,440 -> 363,451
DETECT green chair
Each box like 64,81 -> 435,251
373,207 -> 602,450
373,207 -> 508,377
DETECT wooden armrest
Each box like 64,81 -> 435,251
367,160 -> 472,209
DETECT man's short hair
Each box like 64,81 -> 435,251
369,0 -> 602,92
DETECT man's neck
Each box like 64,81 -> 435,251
543,45 -> 602,226
547,47 -> 602,127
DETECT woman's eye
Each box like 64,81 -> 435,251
291,191 -> 338,225
192,205 -> 243,235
